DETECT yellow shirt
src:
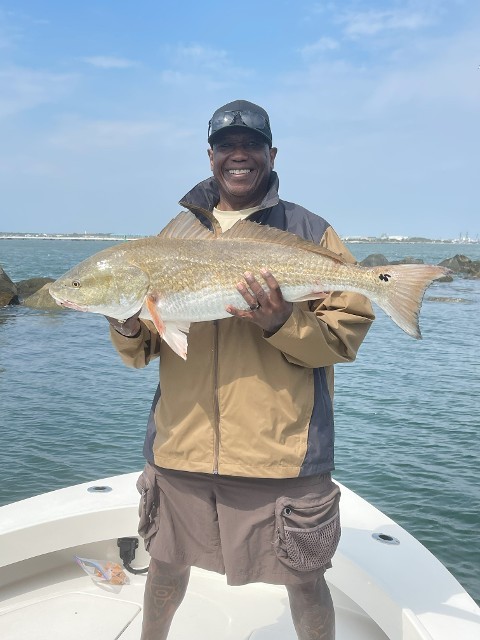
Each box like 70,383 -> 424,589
212,205 -> 263,233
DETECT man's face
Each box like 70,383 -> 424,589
208,130 -> 277,211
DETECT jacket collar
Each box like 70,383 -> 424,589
178,171 -> 280,217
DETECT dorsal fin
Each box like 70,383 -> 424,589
221,220 -> 346,264
158,211 -> 215,240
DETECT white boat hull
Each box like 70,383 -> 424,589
0,472 -> 478,639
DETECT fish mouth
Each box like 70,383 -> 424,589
57,300 -> 88,312
49,290 -> 87,312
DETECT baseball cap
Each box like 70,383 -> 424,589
208,100 -> 272,146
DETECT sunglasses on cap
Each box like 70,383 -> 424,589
208,110 -> 272,144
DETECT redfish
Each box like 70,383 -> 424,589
49,212 -> 449,359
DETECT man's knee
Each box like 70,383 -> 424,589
148,558 -> 191,578
145,559 -> 191,605
286,576 -> 335,640
286,575 -> 332,607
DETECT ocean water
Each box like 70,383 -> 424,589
0,238 -> 479,603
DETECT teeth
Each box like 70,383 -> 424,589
228,169 -> 251,174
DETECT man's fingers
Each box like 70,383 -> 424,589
243,272 -> 267,300
235,270 -> 287,309
243,270 -> 283,298
259,269 -> 283,298
226,304 -> 253,319
236,282 -> 258,309
228,270 -> 293,333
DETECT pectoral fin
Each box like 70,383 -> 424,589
145,295 -> 191,360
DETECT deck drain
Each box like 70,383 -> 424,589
87,485 -> 112,493
372,532 -> 400,545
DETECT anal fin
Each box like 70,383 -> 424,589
145,295 -> 191,360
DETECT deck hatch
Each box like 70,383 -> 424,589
0,592 -> 140,639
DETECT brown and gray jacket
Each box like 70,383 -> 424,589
110,172 -> 374,478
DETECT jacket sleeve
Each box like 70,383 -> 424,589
265,226 -> 375,368
109,320 -> 161,369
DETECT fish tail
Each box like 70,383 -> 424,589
367,264 -> 450,338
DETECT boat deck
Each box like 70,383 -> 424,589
1,472 -> 479,639
0,561 -> 388,639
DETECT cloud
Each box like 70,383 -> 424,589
300,37 -> 339,59
0,66 -> 76,118
0,154 -> 55,176
339,8 -> 434,37
0,7 -> 52,50
279,19 -> 480,127
48,119 -> 174,151
0,8 -> 19,49
365,27 -> 480,113
0,28 -> 11,49
160,43 -> 253,91
159,69 -> 249,92
172,44 -> 229,69
290,3 -> 479,117
264,12 -> 480,238
80,56 -> 138,69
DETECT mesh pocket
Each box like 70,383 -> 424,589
284,512 -> 340,571
136,465 -> 160,551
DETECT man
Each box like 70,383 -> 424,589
107,100 -> 374,639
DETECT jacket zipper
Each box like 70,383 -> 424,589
213,320 -> 220,474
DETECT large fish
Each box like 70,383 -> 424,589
49,211 -> 450,359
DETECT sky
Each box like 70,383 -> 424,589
0,1 -> 478,239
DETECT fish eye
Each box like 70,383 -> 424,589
72,280 -> 81,288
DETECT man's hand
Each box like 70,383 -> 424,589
105,310 -> 142,337
226,269 -> 293,334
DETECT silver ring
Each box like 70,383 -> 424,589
250,303 -> 261,311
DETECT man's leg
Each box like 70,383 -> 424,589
140,559 -> 191,640
286,574 -> 335,640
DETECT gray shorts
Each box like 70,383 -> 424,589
136,464 -> 341,587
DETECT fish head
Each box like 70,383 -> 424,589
49,253 -> 150,320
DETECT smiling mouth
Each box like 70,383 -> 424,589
228,169 -> 252,175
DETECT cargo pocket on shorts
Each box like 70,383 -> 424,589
136,463 -> 160,552
273,484 -> 341,572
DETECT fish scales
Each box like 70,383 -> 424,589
133,238 -> 348,292
125,238 -> 349,322
49,212 -> 451,359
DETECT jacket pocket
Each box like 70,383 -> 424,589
136,463 -> 160,552
274,484 -> 341,572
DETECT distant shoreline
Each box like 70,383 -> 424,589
0,234 -> 137,242
344,239 -> 479,245
0,233 -> 478,245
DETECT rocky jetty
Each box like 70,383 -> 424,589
438,254 -> 480,279
0,267 -> 19,306
16,277 -> 55,299
359,254 -> 389,267
0,268 -> 65,310
390,256 -> 425,265
23,283 -> 63,311
12,277 -> 62,311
